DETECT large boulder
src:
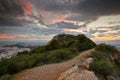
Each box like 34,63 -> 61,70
65,70 -> 98,80
58,58 -> 98,80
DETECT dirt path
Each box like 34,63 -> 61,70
12,49 -> 94,80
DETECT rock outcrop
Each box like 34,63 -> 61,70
63,70 -> 98,80
58,58 -> 98,80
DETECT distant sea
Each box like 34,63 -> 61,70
95,40 -> 120,51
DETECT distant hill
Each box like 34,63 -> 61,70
95,40 -> 120,51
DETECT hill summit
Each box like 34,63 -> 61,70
48,34 -> 96,51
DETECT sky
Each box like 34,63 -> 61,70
0,0 -> 120,42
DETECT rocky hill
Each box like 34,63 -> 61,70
0,34 -> 120,80
0,34 -> 96,80
48,34 -> 96,51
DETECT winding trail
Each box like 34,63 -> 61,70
12,49 -> 94,80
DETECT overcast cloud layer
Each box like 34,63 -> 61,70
0,0 -> 120,41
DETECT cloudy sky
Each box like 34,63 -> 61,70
0,0 -> 120,42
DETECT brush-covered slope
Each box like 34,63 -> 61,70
0,34 -> 96,79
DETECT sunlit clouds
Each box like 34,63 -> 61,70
87,15 -> 120,41
0,34 -> 15,39
0,0 -> 120,42
20,0 -> 33,15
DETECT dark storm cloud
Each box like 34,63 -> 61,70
31,0 -> 120,17
1,0 -> 120,26
0,16 -> 27,26
78,0 -> 120,16
0,0 -> 26,26
0,0 -> 24,16
30,0 -> 80,12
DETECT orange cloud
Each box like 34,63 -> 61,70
49,14 -> 68,24
0,34 -> 15,39
0,33 -> 53,41
20,0 -> 33,15
92,36 -> 120,41
17,34 -> 28,38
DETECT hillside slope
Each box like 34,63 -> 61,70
0,34 -> 96,77
12,49 -> 94,80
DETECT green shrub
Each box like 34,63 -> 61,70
0,48 -> 79,76
0,58 -> 9,75
114,58 -> 120,67
90,60 -> 115,76
1,74 -> 12,80
90,51 -> 111,60
95,43 -> 118,54
77,35 -> 96,51
42,49 -> 78,63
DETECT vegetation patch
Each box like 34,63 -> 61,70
90,43 -> 120,79
90,59 -> 114,76
0,34 -> 96,78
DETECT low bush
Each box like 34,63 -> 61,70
90,60 -> 115,76
95,43 -> 118,54
90,51 -> 110,60
0,48 -> 79,76
114,58 -> 120,67
1,74 -> 13,80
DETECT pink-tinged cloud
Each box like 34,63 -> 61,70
20,0 -> 33,15
17,34 -> 28,38
49,14 -> 68,24
0,34 -> 15,39
38,9 -> 68,24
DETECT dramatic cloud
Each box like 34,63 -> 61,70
0,0 -> 35,26
0,0 -> 24,16
0,34 -> 15,39
1,0 -> 120,41
0,0 -> 33,15
0,16 -> 27,26
30,0 -> 120,16
30,0 -> 120,29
